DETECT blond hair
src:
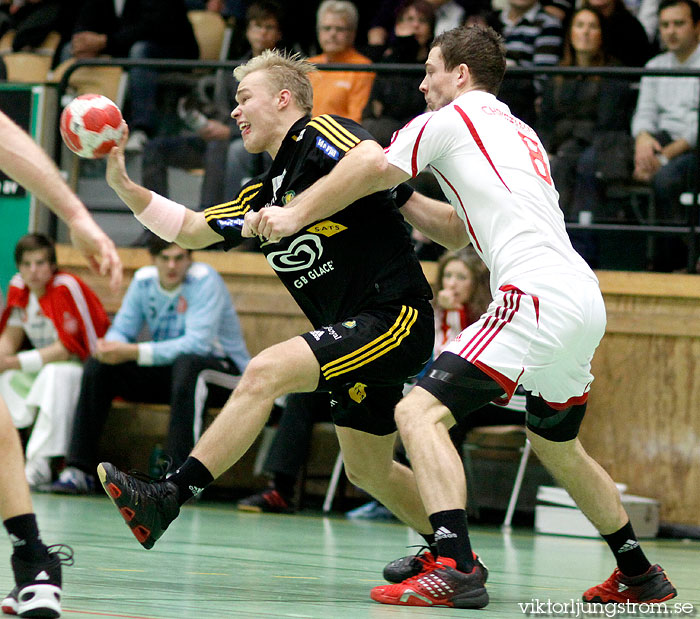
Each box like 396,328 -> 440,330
234,49 -> 315,115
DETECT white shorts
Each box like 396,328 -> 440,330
443,275 -> 606,408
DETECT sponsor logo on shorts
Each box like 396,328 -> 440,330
348,382 -> 367,403
310,330 -> 325,341
324,325 -> 341,340
315,136 -> 339,160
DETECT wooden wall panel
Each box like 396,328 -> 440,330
579,274 -> 700,526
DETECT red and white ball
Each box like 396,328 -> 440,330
59,94 -> 124,159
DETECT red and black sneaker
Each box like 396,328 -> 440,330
583,565 -> 677,604
237,488 -> 294,514
371,555 -> 489,609
383,547 -> 488,584
97,462 -> 180,550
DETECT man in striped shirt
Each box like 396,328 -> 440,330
497,0 -> 563,126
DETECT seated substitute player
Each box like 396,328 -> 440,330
253,27 -> 678,609
0,233 -> 110,489
95,50 -> 478,571
51,234 -> 251,494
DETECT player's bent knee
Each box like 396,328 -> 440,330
395,392 -> 455,438
343,460 -> 386,491
235,355 -> 282,400
525,394 -> 587,442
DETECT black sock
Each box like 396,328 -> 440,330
602,521 -> 651,577
272,472 -> 295,501
170,457 -> 214,506
420,532 -> 438,555
429,509 -> 474,573
4,514 -> 49,562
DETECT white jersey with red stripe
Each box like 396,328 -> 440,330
385,89 -> 596,294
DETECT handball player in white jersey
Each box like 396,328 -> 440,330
258,25 -> 677,610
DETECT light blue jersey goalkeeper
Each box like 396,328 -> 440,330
106,262 -> 250,370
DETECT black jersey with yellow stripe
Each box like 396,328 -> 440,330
204,114 -> 432,328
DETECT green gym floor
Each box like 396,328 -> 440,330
1,494 -> 698,619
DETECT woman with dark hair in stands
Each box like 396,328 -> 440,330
363,0 -> 436,146
539,7 -> 637,266
583,0 -> 652,67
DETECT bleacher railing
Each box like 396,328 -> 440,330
56,59 -> 700,272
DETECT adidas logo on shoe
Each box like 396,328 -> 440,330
35,571 -> 50,581
617,583 -> 629,593
617,539 -> 640,553
8,534 -> 26,547
434,527 -> 458,540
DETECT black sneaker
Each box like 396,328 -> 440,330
2,544 -> 73,618
96,462 -> 180,550
383,546 -> 488,584
237,489 -> 294,514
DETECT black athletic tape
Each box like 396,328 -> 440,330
526,407 -> 571,429
427,368 -> 507,392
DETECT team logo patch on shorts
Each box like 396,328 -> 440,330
348,382 -> 367,403
342,319 -> 357,329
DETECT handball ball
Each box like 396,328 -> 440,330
60,94 -> 124,159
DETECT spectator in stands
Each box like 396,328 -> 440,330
636,0 -> 661,49
363,0 -> 435,147
0,0 -> 80,64
368,0 -> 490,46
631,0 -> 700,271
539,8 -> 636,224
65,0 -> 199,153
0,234 -> 109,488
140,1 -> 284,210
51,235 -> 250,494
496,0 -> 564,127
221,1 -> 286,203
582,0 -> 651,66
308,0 -> 375,123
186,0 -> 237,17
430,248 -> 526,429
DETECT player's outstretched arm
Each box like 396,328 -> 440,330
255,140 -> 409,242
106,123 -> 222,250
0,110 -> 123,291
400,192 -> 470,250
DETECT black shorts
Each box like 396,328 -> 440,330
301,300 -> 434,436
